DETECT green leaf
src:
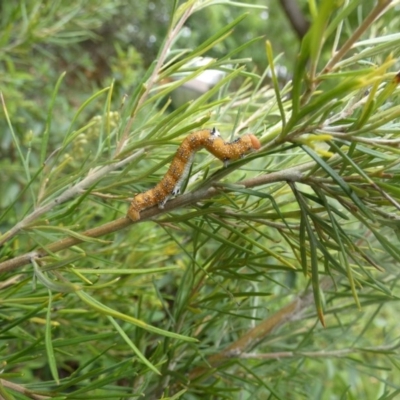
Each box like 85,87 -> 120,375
45,289 -> 60,384
107,316 -> 161,375
77,290 -> 197,342
41,72 -> 66,164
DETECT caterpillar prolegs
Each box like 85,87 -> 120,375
127,128 -> 261,221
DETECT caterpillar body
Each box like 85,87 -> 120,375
127,128 -> 261,221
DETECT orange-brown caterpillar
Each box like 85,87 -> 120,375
127,128 -> 261,221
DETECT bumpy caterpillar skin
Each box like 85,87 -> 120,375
127,128 -> 261,221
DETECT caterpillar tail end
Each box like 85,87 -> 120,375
127,202 -> 141,221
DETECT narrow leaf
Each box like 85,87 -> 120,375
45,289 -> 60,384
107,316 -> 161,375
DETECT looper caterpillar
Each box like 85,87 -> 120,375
127,128 -> 261,221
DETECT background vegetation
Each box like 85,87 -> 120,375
1,0 -> 400,399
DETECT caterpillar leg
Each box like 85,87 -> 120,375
158,194 -> 172,209
171,186 -> 180,196
211,127 -> 220,137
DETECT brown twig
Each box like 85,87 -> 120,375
0,379 -> 50,400
0,162 -> 312,274
189,278 -> 332,381
323,0 -> 393,73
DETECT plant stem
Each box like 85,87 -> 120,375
0,163 -> 312,274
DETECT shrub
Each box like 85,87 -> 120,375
1,1 -> 400,398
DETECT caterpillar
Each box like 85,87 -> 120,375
127,128 -> 261,221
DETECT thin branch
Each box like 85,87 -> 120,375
0,149 -> 145,247
238,342 -> 399,359
323,0 -> 393,73
0,162 -> 312,274
0,379 -> 50,400
320,129 -> 400,145
188,278 -> 332,381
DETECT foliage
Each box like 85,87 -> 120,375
1,0 -> 400,399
